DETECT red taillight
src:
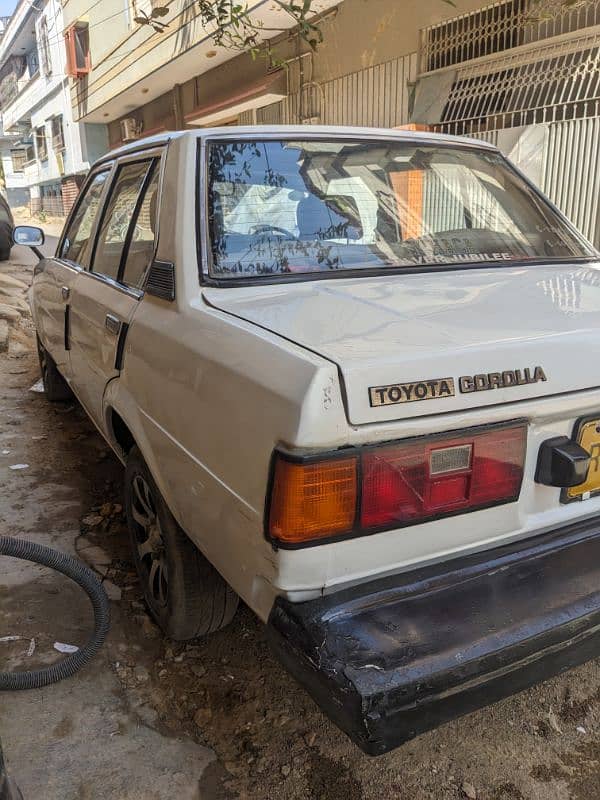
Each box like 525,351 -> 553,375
267,423 -> 526,547
361,425 -> 526,529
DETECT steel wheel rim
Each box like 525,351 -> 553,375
131,474 -> 169,608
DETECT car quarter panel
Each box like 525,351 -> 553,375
117,294 -> 346,619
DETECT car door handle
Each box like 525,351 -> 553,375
61,286 -> 70,300
105,314 -> 121,336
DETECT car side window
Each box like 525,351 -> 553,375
91,160 -> 152,281
121,161 -> 160,289
61,170 -> 109,265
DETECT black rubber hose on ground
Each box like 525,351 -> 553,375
0,536 -> 110,691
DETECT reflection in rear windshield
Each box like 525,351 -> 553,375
207,140 -> 594,279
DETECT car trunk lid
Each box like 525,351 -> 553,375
203,263 -> 600,425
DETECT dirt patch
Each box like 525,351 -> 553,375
559,686 -> 600,724
532,737 -> 600,800
489,784 -> 526,800
305,752 -> 364,800
52,716 -> 74,739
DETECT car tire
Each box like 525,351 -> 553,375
36,335 -> 73,402
0,223 -> 11,261
124,446 -> 239,640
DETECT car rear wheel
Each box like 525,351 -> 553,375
124,446 -> 239,640
36,335 -> 73,402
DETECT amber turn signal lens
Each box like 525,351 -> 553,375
268,455 -> 358,545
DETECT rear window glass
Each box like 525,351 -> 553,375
206,139 -> 594,280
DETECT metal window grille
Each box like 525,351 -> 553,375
256,53 -> 417,128
542,116 -> 600,244
35,126 -> 47,161
10,149 -> 25,172
471,117 -> 600,247
38,16 -> 52,76
436,33 -> 600,135
40,184 -> 65,217
51,115 -> 65,151
420,0 -> 600,74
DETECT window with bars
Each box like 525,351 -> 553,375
420,0 -> 600,74
422,0 -> 526,73
51,115 -> 65,151
35,126 -> 47,161
437,36 -> 600,135
38,16 -> 52,76
10,149 -> 26,172
27,48 -> 39,78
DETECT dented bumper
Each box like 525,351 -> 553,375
267,518 -> 600,755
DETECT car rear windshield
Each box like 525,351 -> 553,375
206,139 -> 595,280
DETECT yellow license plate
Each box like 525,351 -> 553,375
567,417 -> 600,500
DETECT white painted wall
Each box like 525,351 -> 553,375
0,147 -> 29,206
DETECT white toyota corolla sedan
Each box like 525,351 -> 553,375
18,126 -> 600,754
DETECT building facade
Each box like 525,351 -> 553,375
0,0 -> 108,215
54,0 -> 600,247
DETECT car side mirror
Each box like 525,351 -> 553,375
13,225 -> 45,259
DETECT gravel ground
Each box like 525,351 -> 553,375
1,239 -> 600,800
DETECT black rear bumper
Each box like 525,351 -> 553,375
267,518 -> 600,755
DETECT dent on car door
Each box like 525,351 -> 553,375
68,155 -> 161,428
35,169 -> 110,374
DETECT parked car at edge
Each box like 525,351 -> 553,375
0,194 -> 14,261
21,126 -> 600,755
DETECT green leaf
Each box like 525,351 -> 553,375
198,0 -> 324,59
150,6 -> 169,17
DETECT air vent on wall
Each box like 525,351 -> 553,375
120,117 -> 143,141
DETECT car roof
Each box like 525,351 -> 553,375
96,125 -> 498,165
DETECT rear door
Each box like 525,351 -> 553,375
32,167 -> 111,376
68,149 -> 162,428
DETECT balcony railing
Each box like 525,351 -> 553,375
1,73 -> 43,130
23,160 -> 39,182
